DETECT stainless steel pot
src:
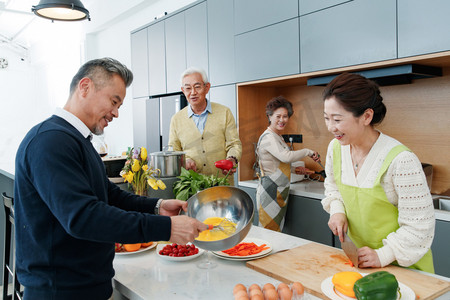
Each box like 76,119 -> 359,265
149,151 -> 185,178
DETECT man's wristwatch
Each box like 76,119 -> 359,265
227,156 -> 238,165
154,199 -> 163,215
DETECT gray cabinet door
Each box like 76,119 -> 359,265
299,0 -> 350,16
234,0 -> 298,34
283,195 -> 333,246
147,21 -> 166,96
207,0 -> 235,86
300,0 -> 396,73
398,0 -> 450,58
209,84 -> 237,119
235,18 -> 300,83
238,186 -> 258,223
431,219 -> 450,277
130,28 -> 149,98
185,2 -> 208,71
165,12 -> 186,94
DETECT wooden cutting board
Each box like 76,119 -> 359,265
246,242 -> 450,299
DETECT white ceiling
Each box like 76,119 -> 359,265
0,0 -> 160,57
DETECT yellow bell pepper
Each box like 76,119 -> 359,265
332,271 -> 363,298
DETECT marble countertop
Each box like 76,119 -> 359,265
113,226 -> 318,300
113,225 -> 450,300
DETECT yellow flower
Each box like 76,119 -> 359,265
132,159 -> 140,172
156,179 -> 166,190
140,147 -> 147,161
124,171 -> 134,183
142,164 -> 149,172
148,178 -> 158,190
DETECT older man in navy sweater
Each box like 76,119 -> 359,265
14,58 -> 207,299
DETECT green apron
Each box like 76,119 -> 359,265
333,140 -> 434,273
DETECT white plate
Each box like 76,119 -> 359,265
321,273 -> 415,300
212,238 -> 272,260
115,242 -> 157,256
156,243 -> 204,261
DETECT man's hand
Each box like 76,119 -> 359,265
185,158 -> 197,172
169,215 -> 209,244
158,199 -> 188,216
222,157 -> 237,175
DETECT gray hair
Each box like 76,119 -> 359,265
180,67 -> 209,85
69,57 -> 133,97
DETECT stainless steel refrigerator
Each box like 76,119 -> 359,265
133,93 -> 187,153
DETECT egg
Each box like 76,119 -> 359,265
236,296 -> 250,300
234,289 -> 249,300
263,288 -> 278,300
249,284 -> 261,291
233,284 -> 247,295
291,281 -> 305,296
277,283 -> 289,292
262,283 -> 276,292
250,294 -> 264,300
278,285 -> 292,300
249,288 -> 263,296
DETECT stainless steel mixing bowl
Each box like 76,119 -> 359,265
186,186 -> 254,251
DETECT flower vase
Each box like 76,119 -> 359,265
133,186 -> 148,196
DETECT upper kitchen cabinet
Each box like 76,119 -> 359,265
147,21 -> 166,96
398,0 -> 450,58
165,12 -> 186,93
300,0 -> 396,73
208,0 -> 235,86
299,0 -> 351,16
234,0 -> 298,35
235,18 -> 300,83
130,28 -> 149,98
185,2 -> 208,71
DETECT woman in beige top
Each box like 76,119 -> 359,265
256,96 -> 319,231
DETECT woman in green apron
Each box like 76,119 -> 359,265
322,73 -> 435,273
256,96 -> 319,232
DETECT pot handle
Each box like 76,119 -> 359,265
163,145 -> 173,151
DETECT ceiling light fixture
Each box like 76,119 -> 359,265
31,0 -> 90,22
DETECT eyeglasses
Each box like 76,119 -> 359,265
183,84 -> 205,93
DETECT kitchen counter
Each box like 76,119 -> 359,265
238,180 -> 450,222
113,225 -> 450,300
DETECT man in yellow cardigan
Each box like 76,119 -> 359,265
168,67 -> 242,185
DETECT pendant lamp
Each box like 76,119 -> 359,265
32,0 -> 90,21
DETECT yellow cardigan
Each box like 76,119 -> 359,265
168,102 -> 242,184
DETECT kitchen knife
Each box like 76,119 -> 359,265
341,233 -> 359,267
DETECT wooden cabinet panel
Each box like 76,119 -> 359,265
300,0 -> 396,73
130,28 -> 149,98
398,0 -> 450,58
207,0 -> 235,86
234,0 -> 298,34
299,0 -> 351,16
185,2 -> 208,71
235,18 -> 300,83
165,12 -> 186,93
147,21 -> 166,96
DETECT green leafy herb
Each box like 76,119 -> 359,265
173,168 -> 230,200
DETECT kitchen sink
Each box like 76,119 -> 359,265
433,196 -> 450,211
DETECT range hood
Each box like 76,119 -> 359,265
307,64 -> 442,86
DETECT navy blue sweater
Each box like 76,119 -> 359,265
14,115 -> 171,299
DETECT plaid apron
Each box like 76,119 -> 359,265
255,132 -> 291,232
